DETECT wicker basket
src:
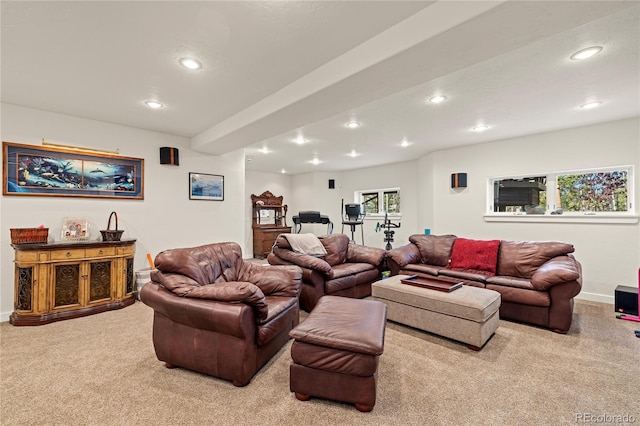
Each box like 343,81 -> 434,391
100,211 -> 124,241
10,228 -> 49,244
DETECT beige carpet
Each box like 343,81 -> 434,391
1,299 -> 638,426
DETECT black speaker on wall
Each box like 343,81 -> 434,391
160,147 -> 179,165
451,173 -> 467,188
328,179 -> 335,189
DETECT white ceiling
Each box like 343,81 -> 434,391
2,1 -> 639,175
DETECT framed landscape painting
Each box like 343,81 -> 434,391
2,142 -> 144,199
189,172 -> 224,201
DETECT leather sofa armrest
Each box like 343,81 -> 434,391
239,262 -> 302,298
140,282 -> 256,339
530,256 -> 581,290
150,271 -> 268,321
386,243 -> 421,268
270,246 -> 334,278
346,243 -> 385,266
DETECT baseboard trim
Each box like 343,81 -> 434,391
575,292 -> 614,304
0,291 -> 615,324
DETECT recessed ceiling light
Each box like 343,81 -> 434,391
179,57 -> 202,70
345,120 -> 360,129
580,101 -> 603,109
144,100 -> 163,109
347,150 -> 360,158
293,136 -> 307,145
472,125 -> 490,132
570,46 -> 603,60
308,158 -> 322,165
428,95 -> 447,104
400,139 -> 412,148
258,147 -> 270,154
281,169 -> 286,174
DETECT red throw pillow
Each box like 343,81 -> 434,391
447,238 -> 500,275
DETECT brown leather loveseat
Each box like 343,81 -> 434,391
386,235 -> 582,333
140,242 -> 302,386
267,233 -> 385,311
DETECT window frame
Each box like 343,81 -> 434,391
485,166 -> 637,224
355,187 -> 401,217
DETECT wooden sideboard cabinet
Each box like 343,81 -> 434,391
10,239 -> 136,326
251,191 -> 291,259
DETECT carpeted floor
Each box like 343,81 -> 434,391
1,299 -> 638,426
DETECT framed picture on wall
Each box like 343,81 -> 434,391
189,172 -> 224,201
2,141 -> 144,199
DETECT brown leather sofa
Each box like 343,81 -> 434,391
267,233 -> 385,311
140,242 -> 302,386
386,234 -> 582,333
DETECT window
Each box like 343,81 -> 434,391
356,188 -> 401,215
488,166 -> 634,217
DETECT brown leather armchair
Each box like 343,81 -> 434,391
140,242 -> 302,386
267,233 -> 385,311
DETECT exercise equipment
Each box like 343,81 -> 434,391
292,211 -> 333,234
375,212 -> 401,250
341,200 -> 365,244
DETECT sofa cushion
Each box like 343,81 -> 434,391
486,284 -> 550,307
332,262 -> 377,279
486,276 -> 534,290
439,268 -> 491,282
257,296 -> 298,344
408,234 -> 457,266
497,241 -> 575,278
320,234 -> 349,266
447,238 -> 500,275
154,242 -> 243,284
401,264 -> 444,277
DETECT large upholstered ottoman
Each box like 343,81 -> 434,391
289,295 -> 387,412
372,275 -> 500,350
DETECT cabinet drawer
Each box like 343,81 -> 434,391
15,250 -> 38,263
117,245 -> 135,255
50,249 -> 86,261
85,247 -> 116,258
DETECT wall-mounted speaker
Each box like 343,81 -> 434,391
160,147 -> 179,165
451,173 -> 467,188
328,179 -> 335,189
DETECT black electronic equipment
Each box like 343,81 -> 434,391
615,285 -> 638,316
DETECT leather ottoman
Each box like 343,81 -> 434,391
372,275 -> 501,350
289,295 -> 387,412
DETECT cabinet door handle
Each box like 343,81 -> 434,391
98,250 -> 103,255
66,252 -> 72,257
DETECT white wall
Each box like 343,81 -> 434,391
341,162 -> 419,249
290,162 -> 419,250
0,104 -> 246,320
422,117 -> 640,303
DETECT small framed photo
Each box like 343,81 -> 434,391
61,218 -> 89,240
189,173 -> 224,201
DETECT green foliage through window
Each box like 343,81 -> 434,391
557,171 -> 627,212
357,188 -> 401,215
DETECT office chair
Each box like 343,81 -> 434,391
341,203 -> 365,244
